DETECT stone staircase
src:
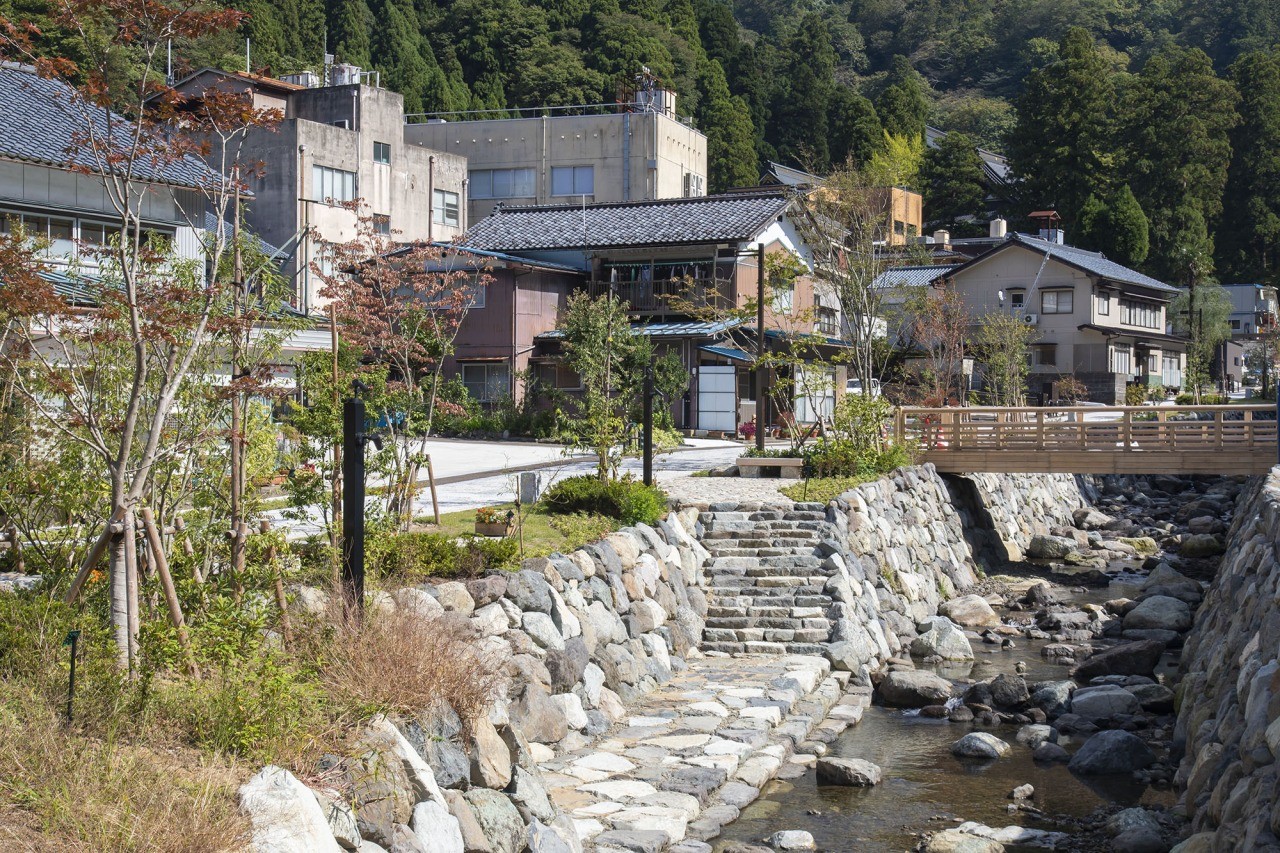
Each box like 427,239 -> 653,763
697,503 -> 840,656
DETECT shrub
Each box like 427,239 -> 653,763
1175,392 -> 1227,405
802,439 -> 916,478
541,475 -> 668,525
1125,384 -> 1150,406
318,609 -> 507,724
369,533 -> 518,580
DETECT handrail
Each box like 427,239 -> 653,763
899,404 -> 1274,415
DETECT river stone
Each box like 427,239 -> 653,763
1068,730 -> 1156,775
462,789 -> 525,853
545,637 -> 590,693
1128,683 -> 1175,712
766,830 -> 816,850
507,570 -> 553,613
1071,640 -> 1166,681
435,581 -> 475,616
523,611 -> 566,651
510,681 -> 569,744
394,587 -> 445,620
815,757 -> 882,786
551,692 -> 590,731
951,733 -> 1011,759
879,670 -> 955,707
1015,725 -> 1057,750
939,595 -> 1001,627
239,765 -> 343,853
909,618 -> 974,661
594,830 -> 669,853
467,575 -> 508,607
1180,533 -> 1223,557
411,801 -> 464,853
1111,829 -> 1165,853
508,766 -> 555,823
527,819 -> 574,853
988,673 -> 1030,708
1028,534 -> 1076,559
1123,596 -> 1192,633
1033,742 -> 1069,762
442,790 -> 492,853
923,829 -> 1006,852
1107,807 -> 1162,837
470,716 -> 513,789
1070,684 -> 1141,719
1074,508 -> 1113,530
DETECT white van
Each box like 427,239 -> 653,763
846,377 -> 882,397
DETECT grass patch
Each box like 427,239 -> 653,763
413,503 -> 617,559
780,475 -> 879,504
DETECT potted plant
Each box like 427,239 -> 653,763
474,506 -> 513,537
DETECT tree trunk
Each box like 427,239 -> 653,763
109,525 -> 130,670
124,511 -> 140,675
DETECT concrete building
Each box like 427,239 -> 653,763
171,67 -> 467,314
758,162 -> 924,246
405,84 -> 707,223
943,232 -> 1187,404
1221,283 -> 1279,339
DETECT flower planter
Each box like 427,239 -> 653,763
735,456 -> 805,478
474,521 -> 512,537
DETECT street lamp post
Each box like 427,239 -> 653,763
756,242 -> 767,451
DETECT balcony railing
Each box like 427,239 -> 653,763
583,277 -> 734,313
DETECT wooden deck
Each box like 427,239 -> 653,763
894,404 -> 1278,476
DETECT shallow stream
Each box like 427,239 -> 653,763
714,576 -> 1177,852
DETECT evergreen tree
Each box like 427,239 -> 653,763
874,55 -> 929,141
328,0 -> 373,67
920,131 -> 986,226
767,13 -> 835,170
371,0 -> 437,113
511,42 -> 607,107
1078,185 -> 1150,267
1218,50 -> 1280,283
828,86 -> 882,168
1006,28 -> 1115,230
693,0 -> 738,66
696,58 -> 756,190
1120,45 -> 1239,280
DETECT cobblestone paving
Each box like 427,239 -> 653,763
536,654 -> 871,852
662,476 -> 800,509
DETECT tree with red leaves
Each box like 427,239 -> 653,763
314,212 -> 492,528
0,0 -> 287,672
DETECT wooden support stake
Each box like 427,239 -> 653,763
426,454 -> 441,526
7,525 -> 22,574
141,508 -> 200,679
260,520 -> 293,648
65,507 -> 127,606
173,516 -> 201,582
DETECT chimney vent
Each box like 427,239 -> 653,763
989,217 -> 1007,239
932,229 -> 950,246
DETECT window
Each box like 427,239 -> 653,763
551,165 -> 594,196
432,189 -> 460,226
771,282 -> 794,315
541,363 -> 581,390
816,306 -> 839,336
1231,319 -> 1242,330
460,363 -> 509,403
1120,299 -> 1160,329
470,168 -> 536,199
1009,289 -> 1025,311
0,211 -> 172,263
466,280 -> 486,309
373,141 -> 391,164
1112,345 -> 1132,375
1041,290 -> 1073,314
1097,292 -> 1111,316
312,165 -> 356,203
373,215 -> 390,236
1035,344 -> 1057,366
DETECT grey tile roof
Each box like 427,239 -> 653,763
536,318 -> 742,340
871,264 -> 958,289
0,64 -> 217,190
1011,233 -> 1178,294
463,192 -> 791,252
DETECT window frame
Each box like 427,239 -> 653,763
469,168 -> 536,199
1041,289 -> 1074,314
1097,292 -> 1111,316
373,141 -> 391,165
550,165 -> 594,197
1035,343 -> 1057,367
432,189 -> 460,227
312,164 -> 357,204
460,362 -> 510,403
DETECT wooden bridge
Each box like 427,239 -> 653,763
893,404 -> 1277,475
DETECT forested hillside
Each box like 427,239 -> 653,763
7,0 -> 1278,282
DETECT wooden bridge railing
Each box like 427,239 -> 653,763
892,404 -> 1278,475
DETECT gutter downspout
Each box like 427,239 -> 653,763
623,111 -> 631,202
427,155 -> 435,242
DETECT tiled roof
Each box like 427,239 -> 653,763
871,265 -> 957,289
0,64 -> 217,190
204,213 -> 284,258
536,318 -> 743,340
1010,234 -> 1178,294
427,242 -> 584,273
463,193 -> 791,252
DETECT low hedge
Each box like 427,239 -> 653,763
370,533 -> 518,580
541,475 -> 668,525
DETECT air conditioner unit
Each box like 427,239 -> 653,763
1023,313 -> 1039,325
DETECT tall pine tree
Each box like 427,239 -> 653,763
1217,50 -> 1280,283
920,131 -> 986,226
1006,28 -> 1115,231
327,0 -> 373,67
874,56 -> 929,141
696,57 -> 756,190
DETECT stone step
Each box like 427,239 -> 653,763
698,639 -> 830,656
707,546 -> 817,558
704,616 -> 831,631
707,605 -> 828,620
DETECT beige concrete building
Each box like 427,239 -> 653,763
944,233 -> 1187,404
405,92 -> 707,222
171,67 -> 467,314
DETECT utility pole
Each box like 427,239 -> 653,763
341,386 -> 368,618
755,242 -> 767,451
642,363 -> 654,486
329,303 -> 342,588
229,178 -> 246,588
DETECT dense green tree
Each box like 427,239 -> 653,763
1006,28 -> 1116,229
327,0 -> 373,67
1120,45 -> 1239,280
1217,50 -> 1280,283
921,131 -> 986,226
696,58 -> 756,190
510,42 -> 607,107
874,56 -> 929,140
767,13 -> 835,169
828,87 -> 882,168
1078,185 -> 1150,267
693,0 -> 738,66
370,0 -> 440,113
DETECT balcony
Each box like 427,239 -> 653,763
583,277 -> 734,314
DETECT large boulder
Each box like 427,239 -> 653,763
469,717 -> 513,790
239,766 -> 342,853
879,670 -> 955,707
1069,685 -> 1141,720
815,758 -> 881,786
1179,534 -> 1223,558
923,829 -> 1006,852
988,674 -> 1029,709
507,570 -> 553,613
939,595 -> 1001,628
1028,535 -> 1076,559
410,801 -> 464,853
1067,730 -> 1156,775
909,619 -> 974,661
462,790 -> 526,853
1123,596 -> 1192,633
1071,640 -> 1166,681
951,733 -> 1011,760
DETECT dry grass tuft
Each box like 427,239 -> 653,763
318,605 -> 508,728
0,687 -> 249,853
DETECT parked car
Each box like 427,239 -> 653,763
846,377 -> 882,397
